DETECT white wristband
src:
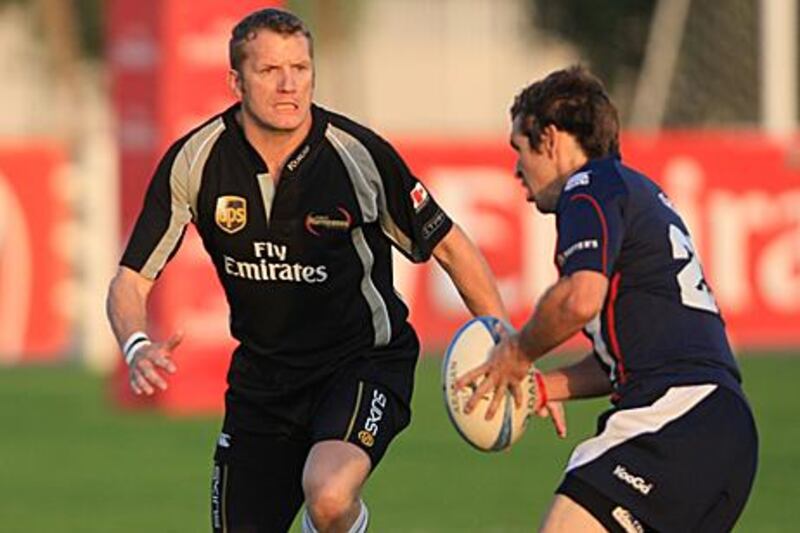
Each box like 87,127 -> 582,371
122,331 -> 151,366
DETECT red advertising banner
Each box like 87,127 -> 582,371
108,0 -> 275,229
108,0 -> 281,412
0,143 -> 71,362
395,132 -> 800,351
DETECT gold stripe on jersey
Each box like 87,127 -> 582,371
325,125 -> 421,261
140,118 -> 225,279
351,227 -> 391,346
326,125 -> 401,346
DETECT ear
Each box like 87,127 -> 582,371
541,124 -> 559,158
227,69 -> 244,99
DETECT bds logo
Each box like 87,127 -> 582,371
215,196 -> 247,234
358,389 -> 387,448
357,430 -> 374,447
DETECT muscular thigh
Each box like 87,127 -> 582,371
557,385 -> 757,532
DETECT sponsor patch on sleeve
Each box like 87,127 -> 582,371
410,182 -> 430,212
560,239 -> 599,263
422,211 -> 447,239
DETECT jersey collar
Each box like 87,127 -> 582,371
554,153 -> 622,211
223,103 -> 329,177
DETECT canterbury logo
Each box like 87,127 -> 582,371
613,465 -> 653,495
304,207 -> 353,236
217,432 -> 232,448
215,196 -> 247,234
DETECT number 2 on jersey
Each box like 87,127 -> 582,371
669,224 -> 719,314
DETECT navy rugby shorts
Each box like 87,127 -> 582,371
557,384 -> 757,532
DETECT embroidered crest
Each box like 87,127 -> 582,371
215,196 -> 247,234
304,206 -> 353,236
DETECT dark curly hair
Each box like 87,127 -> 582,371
229,8 -> 313,72
511,66 -> 620,158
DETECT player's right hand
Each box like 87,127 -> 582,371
129,332 -> 183,395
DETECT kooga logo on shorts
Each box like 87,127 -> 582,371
613,464 -> 654,495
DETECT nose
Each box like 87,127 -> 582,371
278,68 -> 297,92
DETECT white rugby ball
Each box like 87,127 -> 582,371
442,316 -> 535,452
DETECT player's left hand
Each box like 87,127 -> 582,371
534,394 -> 567,439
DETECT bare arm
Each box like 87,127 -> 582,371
516,270 -> 609,363
432,224 -> 508,321
106,266 -> 154,345
457,270 -> 609,421
542,352 -> 613,402
106,266 -> 182,395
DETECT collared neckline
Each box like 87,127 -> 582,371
554,154 -> 621,213
222,103 -> 329,177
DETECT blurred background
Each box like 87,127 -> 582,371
0,0 -> 798,531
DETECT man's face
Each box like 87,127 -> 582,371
510,115 -> 562,213
230,29 -> 313,132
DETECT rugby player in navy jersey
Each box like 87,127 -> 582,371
106,8 -> 507,533
457,66 -> 757,532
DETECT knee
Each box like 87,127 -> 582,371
303,478 -> 357,529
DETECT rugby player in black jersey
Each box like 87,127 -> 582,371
106,8 -> 506,533
457,66 -> 757,532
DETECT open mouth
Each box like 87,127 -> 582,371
274,102 -> 298,112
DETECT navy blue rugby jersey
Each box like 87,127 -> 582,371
121,104 -> 452,381
554,155 -> 742,401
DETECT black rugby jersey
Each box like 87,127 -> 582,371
554,156 -> 741,401
121,104 -> 453,388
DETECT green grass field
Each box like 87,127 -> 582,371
0,354 -> 797,532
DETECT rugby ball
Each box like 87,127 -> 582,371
442,316 -> 535,452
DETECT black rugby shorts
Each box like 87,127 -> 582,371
211,337 -> 417,532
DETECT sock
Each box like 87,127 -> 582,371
301,507 -> 319,533
348,500 -> 369,533
301,499 -> 369,533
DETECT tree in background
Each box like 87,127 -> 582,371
530,0 -> 655,121
529,0 -> 760,127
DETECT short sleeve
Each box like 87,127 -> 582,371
556,182 -> 625,277
367,137 -> 453,263
120,139 -> 192,279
